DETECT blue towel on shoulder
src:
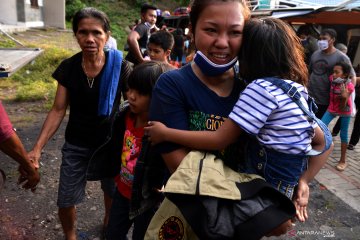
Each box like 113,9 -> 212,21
98,49 -> 123,116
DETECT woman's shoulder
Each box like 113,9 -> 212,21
157,64 -> 192,85
59,52 -> 82,67
52,52 -> 82,82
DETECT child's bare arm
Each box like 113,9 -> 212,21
303,126 -> 333,183
145,119 -> 242,150
294,126 -> 334,221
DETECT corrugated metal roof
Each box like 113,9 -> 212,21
250,0 -> 360,11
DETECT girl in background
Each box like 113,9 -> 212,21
321,61 -> 354,171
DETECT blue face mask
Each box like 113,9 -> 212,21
193,51 -> 238,76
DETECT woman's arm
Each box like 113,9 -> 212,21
146,118 -> 242,150
28,84 -> 69,168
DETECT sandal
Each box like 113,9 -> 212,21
335,162 -> 348,171
347,144 -> 355,150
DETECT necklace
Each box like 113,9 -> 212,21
82,55 -> 103,88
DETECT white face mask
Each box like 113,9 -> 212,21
144,22 -> 155,29
318,40 -> 329,51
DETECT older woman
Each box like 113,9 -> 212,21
28,8 -> 131,240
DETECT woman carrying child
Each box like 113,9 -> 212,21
144,0 -> 305,238
146,17 -> 333,225
321,61 -> 355,171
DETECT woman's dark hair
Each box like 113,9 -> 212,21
189,0 -> 251,35
334,61 -> 351,78
72,7 -> 110,34
127,61 -> 174,96
238,18 -> 308,86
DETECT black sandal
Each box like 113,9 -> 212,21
347,144 -> 355,150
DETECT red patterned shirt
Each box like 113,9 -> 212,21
115,111 -> 144,199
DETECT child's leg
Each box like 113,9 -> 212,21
339,116 -> 351,145
320,111 -> 335,126
106,191 -> 133,240
337,116 -> 351,170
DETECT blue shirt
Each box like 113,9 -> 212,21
149,64 -> 245,170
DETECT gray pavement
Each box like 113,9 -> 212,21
315,119 -> 360,213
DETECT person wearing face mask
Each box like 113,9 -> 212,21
308,28 -> 356,119
297,25 -> 318,66
126,3 -> 158,65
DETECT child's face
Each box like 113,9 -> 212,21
126,89 -> 151,115
147,43 -> 170,62
333,65 -> 346,79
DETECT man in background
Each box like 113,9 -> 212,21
125,3 -> 158,65
308,28 -> 356,118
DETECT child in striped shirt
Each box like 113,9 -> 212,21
145,18 -> 333,223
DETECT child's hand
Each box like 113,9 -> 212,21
144,121 -> 169,145
293,180 -> 309,222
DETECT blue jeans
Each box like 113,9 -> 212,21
106,190 -> 157,240
321,111 -> 351,143
245,141 -> 307,199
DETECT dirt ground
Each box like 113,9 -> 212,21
0,29 -> 360,240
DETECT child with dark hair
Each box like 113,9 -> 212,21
106,61 -> 173,240
321,61 -> 354,171
147,30 -> 174,64
146,18 -> 333,223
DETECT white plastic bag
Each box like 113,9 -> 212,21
351,91 -> 357,117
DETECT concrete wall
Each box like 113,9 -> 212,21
0,0 -> 64,28
44,0 -> 65,29
0,0 -> 18,25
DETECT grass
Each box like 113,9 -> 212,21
0,32 -> 75,108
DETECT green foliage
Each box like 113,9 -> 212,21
9,48 -> 73,101
65,0 -> 86,21
15,80 -> 57,102
174,0 -> 191,6
0,34 -> 17,48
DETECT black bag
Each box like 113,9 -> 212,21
86,102 -> 127,181
167,181 -> 295,240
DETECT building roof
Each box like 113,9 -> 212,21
250,0 -> 360,24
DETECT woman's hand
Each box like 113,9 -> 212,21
28,150 -> 41,169
144,121 -> 169,145
293,180 -> 309,222
18,164 -> 40,192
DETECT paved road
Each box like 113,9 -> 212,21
315,119 -> 360,213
